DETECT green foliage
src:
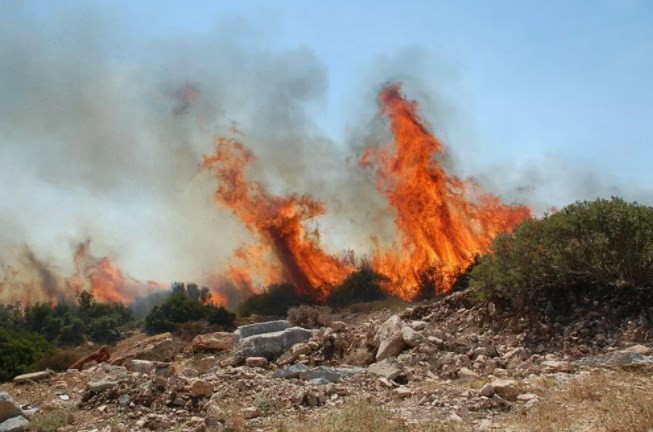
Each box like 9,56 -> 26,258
33,348 -> 82,372
0,326 -> 53,381
470,197 -> 653,309
144,286 -> 235,335
327,267 -> 390,307
236,283 -> 311,317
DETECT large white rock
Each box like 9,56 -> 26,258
0,415 -> 29,432
0,393 -> 21,423
374,315 -> 408,361
236,327 -> 315,360
235,320 -> 290,339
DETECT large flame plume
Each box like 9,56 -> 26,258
363,85 -> 531,299
206,85 -> 530,301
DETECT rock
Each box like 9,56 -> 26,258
12,370 -> 53,384
236,327 -> 315,360
235,320 -> 290,339
329,321 -> 347,332
393,387 -> 412,399
623,344 -> 653,355
409,320 -> 427,331
274,363 -> 310,379
127,359 -> 155,375
245,357 -> 269,368
111,332 -> 176,364
189,379 -> 214,398
541,360 -> 576,373
87,380 -> 117,394
242,407 -> 262,419
197,356 -> 216,374
69,346 -> 110,371
300,366 -> 365,383
191,332 -> 237,352
485,379 -> 520,401
0,393 -> 21,423
517,393 -> 539,402
374,315 -> 408,361
291,342 -> 312,357
577,350 -> 653,368
367,359 -> 404,381
457,367 -> 480,379
0,416 -> 29,432
308,378 -> 331,385
118,394 -> 132,408
401,326 -> 424,348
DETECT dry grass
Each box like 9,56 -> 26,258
27,406 -> 75,432
506,370 -> 653,432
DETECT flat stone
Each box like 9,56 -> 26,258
236,327 -> 315,360
299,366 -> 364,383
12,370 -> 53,384
367,359 -> 404,381
245,357 -> 269,368
393,387 -> 412,399
308,378 -> 331,385
541,360 -> 576,373
273,363 -> 310,379
623,344 -> 653,355
242,407 -> 262,419
110,332 -> 176,364
235,320 -> 290,339
0,416 -> 29,432
458,367 -> 480,379
127,359 -> 155,375
87,380 -> 117,394
191,332 -> 237,352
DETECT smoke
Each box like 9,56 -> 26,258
0,3 -> 649,305
0,3 -> 338,295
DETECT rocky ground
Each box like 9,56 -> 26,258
2,291 -> 653,432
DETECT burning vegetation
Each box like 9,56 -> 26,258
204,84 -> 530,303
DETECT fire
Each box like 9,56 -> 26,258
203,138 -> 353,300
206,84 -> 530,301
364,84 -> 531,298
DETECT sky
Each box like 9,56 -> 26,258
1,0 -> 652,284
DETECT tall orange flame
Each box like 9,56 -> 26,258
364,84 -> 531,299
203,138 -> 353,300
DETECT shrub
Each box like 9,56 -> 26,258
144,292 -> 235,335
0,326 -> 53,381
288,305 -> 333,328
470,197 -> 653,310
33,348 -> 82,372
236,283 -> 311,317
327,268 -> 390,307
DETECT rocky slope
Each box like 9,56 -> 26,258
2,291 -> 653,432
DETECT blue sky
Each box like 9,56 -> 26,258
109,0 -> 653,183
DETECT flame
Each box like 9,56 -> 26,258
206,84 -> 530,301
203,138 -> 353,300
364,84 -> 531,298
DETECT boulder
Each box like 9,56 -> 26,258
457,367 -> 480,379
197,356 -> 216,374
87,380 -> 117,394
374,315 -> 408,361
367,359 -> 404,381
481,379 -> 520,401
236,327 -> 315,360
0,416 -> 29,432
191,332 -> 237,352
189,379 -> 214,398
245,357 -> 269,368
623,344 -> 653,356
541,360 -> 576,373
111,332 -> 176,364
11,370 -> 53,384
235,320 -> 290,339
0,393 -> 21,423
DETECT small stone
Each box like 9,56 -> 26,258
87,381 -> 117,394
410,321 -> 427,331
189,380 -> 214,398
245,357 -> 269,368
458,367 -> 480,379
242,407 -> 261,419
368,359 -> 404,381
12,370 -> 53,384
393,387 -> 412,399
197,356 -> 216,374
329,321 -> 347,332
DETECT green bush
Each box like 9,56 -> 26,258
0,327 -> 53,381
327,267 -> 390,307
144,292 -> 235,335
470,197 -> 653,309
236,283 -> 310,317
